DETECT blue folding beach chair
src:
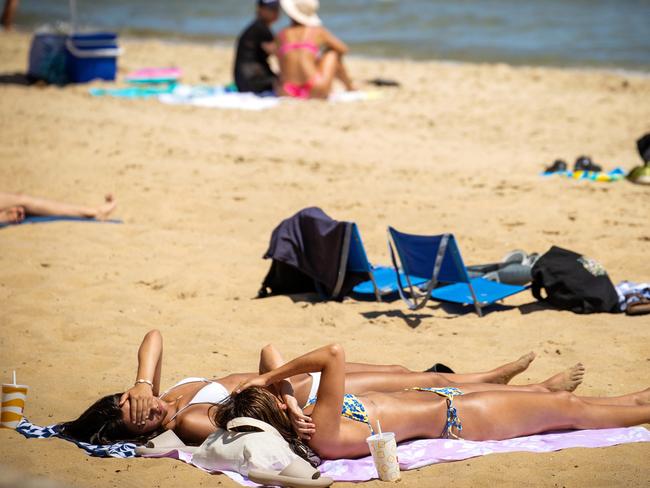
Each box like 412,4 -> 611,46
387,227 -> 527,316
347,223 -> 428,301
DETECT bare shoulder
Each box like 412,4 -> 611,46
176,408 -> 218,445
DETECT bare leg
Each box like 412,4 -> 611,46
343,364 -> 583,396
578,387 -> 650,407
344,363 -> 409,374
456,390 -> 650,441
442,352 -> 536,385
0,192 -> 116,220
345,352 -> 536,384
1,0 -> 19,30
309,50 -> 340,99
334,57 -> 354,91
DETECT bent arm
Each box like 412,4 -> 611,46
134,329 -> 163,395
321,28 -> 348,55
120,329 -> 163,425
246,344 -> 346,453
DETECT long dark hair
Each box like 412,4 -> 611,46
59,393 -> 163,445
213,387 -> 320,466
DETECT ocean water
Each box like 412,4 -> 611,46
14,0 -> 650,71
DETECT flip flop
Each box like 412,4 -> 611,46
544,159 -> 567,173
248,458 -> 333,487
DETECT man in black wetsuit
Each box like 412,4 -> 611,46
234,0 -> 280,94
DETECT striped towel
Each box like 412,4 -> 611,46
15,418 -> 136,458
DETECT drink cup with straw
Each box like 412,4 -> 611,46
1,370 -> 29,429
366,419 -> 400,481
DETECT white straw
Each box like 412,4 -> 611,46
376,420 -> 382,436
12,370 -> 16,385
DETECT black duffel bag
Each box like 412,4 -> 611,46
531,246 -> 620,314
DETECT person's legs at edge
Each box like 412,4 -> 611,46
0,192 -> 116,220
455,390 -> 650,441
0,205 -> 25,224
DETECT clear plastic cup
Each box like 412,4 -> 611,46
366,432 -> 400,481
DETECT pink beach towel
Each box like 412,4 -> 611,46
148,427 -> 650,486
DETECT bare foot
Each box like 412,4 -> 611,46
96,194 -> 117,221
541,363 -> 585,392
490,352 -> 537,384
0,206 -> 25,224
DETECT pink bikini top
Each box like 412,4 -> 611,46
278,29 -> 320,57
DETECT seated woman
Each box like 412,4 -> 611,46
60,330 -> 579,445
0,192 -> 116,224
221,344 -> 650,461
276,0 -> 355,99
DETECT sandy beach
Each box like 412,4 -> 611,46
1,31 -> 649,487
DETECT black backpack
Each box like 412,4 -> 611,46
531,246 -> 620,314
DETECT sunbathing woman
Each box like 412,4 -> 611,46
222,344 -> 650,461
275,0 -> 355,99
60,330 -> 583,446
0,191 -> 116,224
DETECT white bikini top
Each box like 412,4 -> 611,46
161,377 -> 230,422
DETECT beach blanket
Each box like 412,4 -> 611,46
0,216 -> 122,229
541,167 -> 626,182
91,84 -> 379,111
18,418 -> 648,485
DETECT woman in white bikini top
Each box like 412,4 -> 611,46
60,329 -> 571,446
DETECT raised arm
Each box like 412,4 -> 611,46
119,329 -> 163,425
238,344 -> 346,455
259,344 -> 315,439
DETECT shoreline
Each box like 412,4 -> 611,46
12,25 -> 650,78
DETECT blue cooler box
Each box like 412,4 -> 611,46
66,33 -> 121,83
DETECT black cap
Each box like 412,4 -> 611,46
258,0 -> 280,7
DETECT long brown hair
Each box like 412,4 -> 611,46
59,393 -> 164,445
213,386 -> 320,466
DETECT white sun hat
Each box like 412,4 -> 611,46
280,0 -> 322,27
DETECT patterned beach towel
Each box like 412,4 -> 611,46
16,418 -> 136,458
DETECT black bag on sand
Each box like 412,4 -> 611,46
531,246 -> 620,314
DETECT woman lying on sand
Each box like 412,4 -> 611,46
275,0 -> 355,99
61,330 -> 584,445
222,344 -> 650,461
0,192 -> 116,224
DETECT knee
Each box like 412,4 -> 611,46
388,365 -> 410,374
326,343 -> 344,359
553,391 -> 582,408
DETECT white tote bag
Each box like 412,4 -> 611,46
192,416 -> 307,476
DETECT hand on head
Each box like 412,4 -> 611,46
119,382 -> 158,426
234,374 -> 268,394
283,395 -> 315,440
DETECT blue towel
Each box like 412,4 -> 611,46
15,418 -> 136,458
0,215 -> 122,229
